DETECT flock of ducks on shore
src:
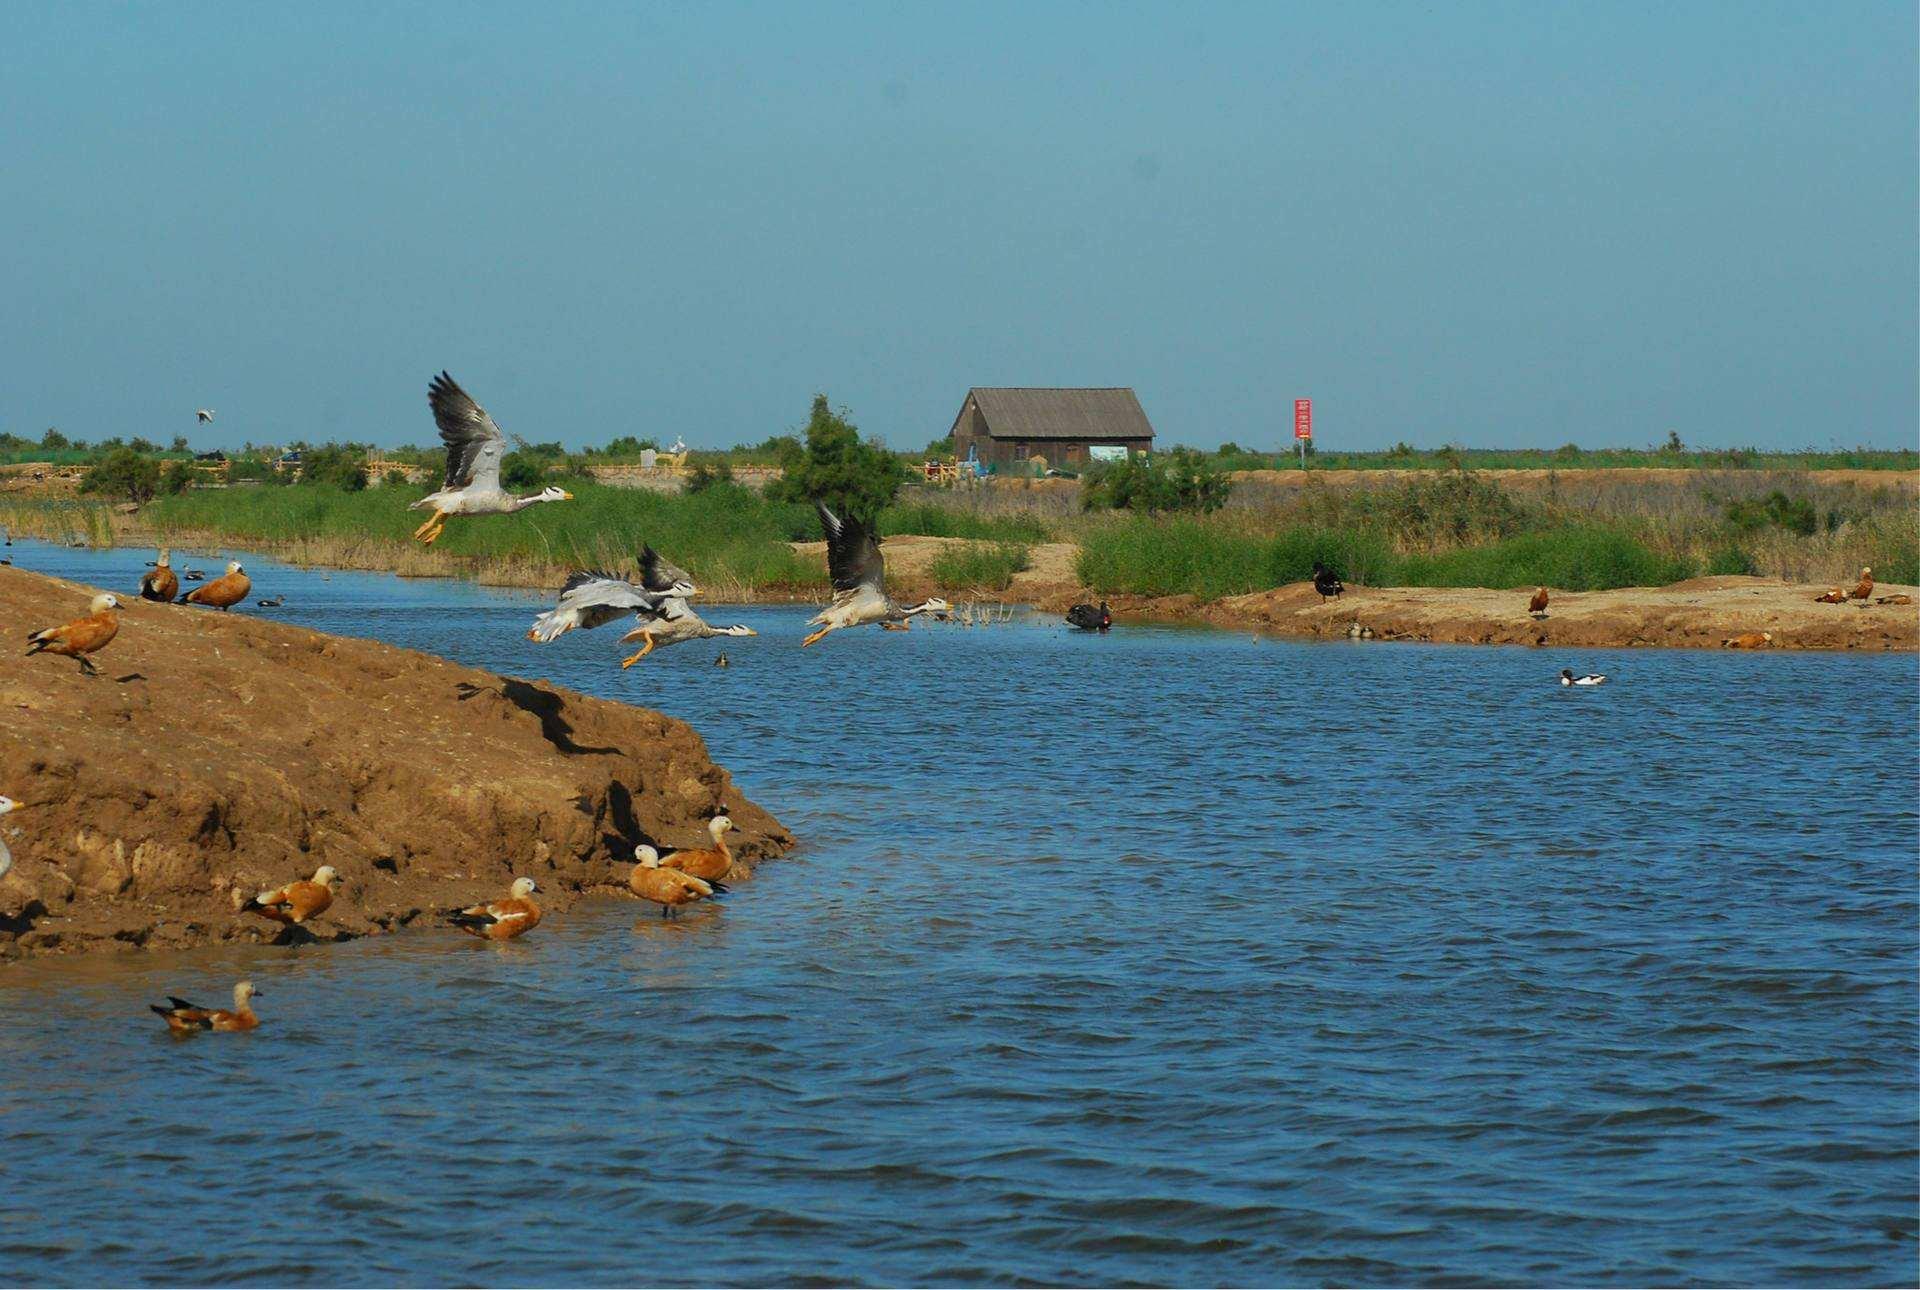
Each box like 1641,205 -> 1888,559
7,372 -> 1904,1018
1814,566 -> 1911,608
134,815 -> 739,1034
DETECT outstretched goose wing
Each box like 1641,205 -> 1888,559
528,572 -> 669,641
816,503 -> 884,596
427,372 -> 506,492
639,545 -> 697,595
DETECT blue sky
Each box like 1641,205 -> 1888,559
2,2 -> 1913,452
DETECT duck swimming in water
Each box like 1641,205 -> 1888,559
1065,601 -> 1111,631
1312,562 -> 1344,599
1560,669 -> 1607,686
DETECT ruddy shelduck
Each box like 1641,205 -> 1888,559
240,865 -> 340,926
447,877 -> 541,940
151,981 -> 261,1034
25,593 -> 121,676
1848,567 -> 1874,600
180,560 -> 250,611
1723,631 -> 1774,649
1875,593 -> 1913,606
1527,586 -> 1549,618
139,549 -> 178,602
660,816 -> 734,883
1814,586 -> 1847,604
628,846 -> 725,919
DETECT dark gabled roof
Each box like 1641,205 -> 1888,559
957,387 -> 1155,442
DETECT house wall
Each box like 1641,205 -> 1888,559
973,437 -> 1150,469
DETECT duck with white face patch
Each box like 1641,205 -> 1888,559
25,593 -> 121,675
446,877 -> 542,941
628,845 -> 726,919
151,981 -> 262,1034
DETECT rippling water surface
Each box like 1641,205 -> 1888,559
3,543 -> 1916,1286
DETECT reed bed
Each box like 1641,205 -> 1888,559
0,499 -> 114,546
1068,467 -> 1918,600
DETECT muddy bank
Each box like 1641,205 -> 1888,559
1072,576 -> 1920,651
0,564 -> 792,961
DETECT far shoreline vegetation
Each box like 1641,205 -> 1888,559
3,402 -> 1915,602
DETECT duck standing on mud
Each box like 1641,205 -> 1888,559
26,593 -> 121,675
1065,600 -> 1112,631
409,371 -> 573,544
180,561 -> 250,611
628,846 -> 726,919
139,549 -> 178,602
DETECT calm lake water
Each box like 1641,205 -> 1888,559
3,542 -> 1916,1286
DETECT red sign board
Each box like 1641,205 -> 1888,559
1294,398 -> 1312,440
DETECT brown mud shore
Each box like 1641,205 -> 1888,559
5,508 -> 1913,652
1065,576 -> 1920,651
0,564 -> 792,962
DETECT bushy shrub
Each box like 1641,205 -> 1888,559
684,459 -> 734,493
227,456 -> 290,486
160,459 -> 197,496
1351,469 -> 1533,547
763,394 -> 907,521
1724,489 -> 1817,536
300,444 -> 369,491
1705,544 -> 1757,576
79,448 -> 160,503
1081,449 -> 1232,514
500,451 -> 550,491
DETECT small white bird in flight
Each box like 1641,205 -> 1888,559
195,409 -> 215,424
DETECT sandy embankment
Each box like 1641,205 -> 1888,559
0,565 -> 791,961
1097,576 -> 1920,651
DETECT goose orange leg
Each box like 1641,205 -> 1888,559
800,627 -> 830,648
619,633 -> 657,668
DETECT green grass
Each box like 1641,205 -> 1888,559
144,480 -> 824,593
928,542 -> 1031,591
0,498 -> 115,545
1077,516 -> 1697,600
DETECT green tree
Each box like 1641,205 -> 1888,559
924,434 -> 955,458
129,436 -> 159,454
684,458 -> 735,493
80,447 -> 161,503
170,435 -> 190,453
160,459 -> 197,495
599,435 -> 659,457
41,427 -> 69,450
500,451 -> 550,491
764,394 -> 907,520
301,443 -> 370,491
